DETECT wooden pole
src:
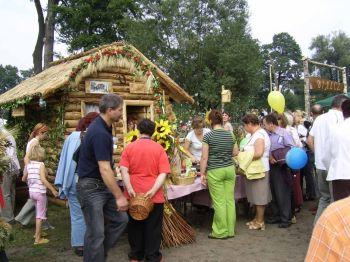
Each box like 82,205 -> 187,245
269,64 -> 273,93
342,67 -> 348,94
308,59 -> 344,70
221,85 -> 224,112
303,58 -> 310,119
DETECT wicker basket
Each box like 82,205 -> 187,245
129,194 -> 154,221
171,174 -> 197,186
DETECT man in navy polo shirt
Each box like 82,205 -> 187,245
76,94 -> 128,262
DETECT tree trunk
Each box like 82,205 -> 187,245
44,0 -> 58,69
32,0 -> 45,74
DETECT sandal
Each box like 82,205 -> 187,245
33,232 -> 48,238
34,238 -> 50,245
248,221 -> 265,231
246,219 -> 257,226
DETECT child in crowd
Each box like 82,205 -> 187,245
22,145 -> 58,245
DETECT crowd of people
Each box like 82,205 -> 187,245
0,93 -> 349,261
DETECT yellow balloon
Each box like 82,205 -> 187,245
267,91 -> 285,113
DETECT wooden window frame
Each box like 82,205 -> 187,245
123,100 -> 154,145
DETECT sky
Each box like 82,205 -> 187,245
0,0 -> 350,70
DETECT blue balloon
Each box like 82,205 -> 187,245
286,147 -> 308,170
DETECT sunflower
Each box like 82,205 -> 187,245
125,129 -> 140,144
157,139 -> 171,151
153,119 -> 173,140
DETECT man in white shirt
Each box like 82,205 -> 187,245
307,94 -> 349,224
325,99 -> 350,201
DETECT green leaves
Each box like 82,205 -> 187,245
0,65 -> 21,95
55,0 -> 139,51
310,31 -> 350,84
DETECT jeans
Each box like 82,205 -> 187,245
77,177 -> 128,262
128,204 -> 164,262
314,169 -> 332,225
67,179 -> 86,247
15,199 -> 36,225
0,173 -> 16,222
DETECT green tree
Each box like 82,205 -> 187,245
55,0 -> 139,52
310,31 -> 350,84
262,33 -> 303,92
127,0 -> 263,120
261,33 -> 304,110
0,66 -> 35,95
54,0 -> 263,120
0,65 -> 21,94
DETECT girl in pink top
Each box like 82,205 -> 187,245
22,145 -> 58,245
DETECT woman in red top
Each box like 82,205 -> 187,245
120,118 -> 170,262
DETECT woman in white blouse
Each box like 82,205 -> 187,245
242,114 -> 271,230
183,116 -> 211,164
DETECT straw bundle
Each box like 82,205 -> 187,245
0,219 -> 12,250
162,201 -> 196,248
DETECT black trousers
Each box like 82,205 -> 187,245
332,180 -> 350,201
0,250 -> 8,262
300,151 -> 316,199
270,164 -> 292,225
128,203 -> 164,262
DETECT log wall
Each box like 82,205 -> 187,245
63,68 -> 176,166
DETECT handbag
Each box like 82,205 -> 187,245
271,146 -> 290,166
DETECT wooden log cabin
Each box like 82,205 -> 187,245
0,42 -> 194,183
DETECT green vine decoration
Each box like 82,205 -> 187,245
1,96 -> 33,110
41,104 -> 66,172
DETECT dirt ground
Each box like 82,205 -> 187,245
7,200 -> 315,262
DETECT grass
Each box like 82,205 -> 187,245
6,205 -> 75,262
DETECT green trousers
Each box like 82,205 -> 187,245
207,165 -> 236,238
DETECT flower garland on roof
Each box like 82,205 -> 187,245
68,45 -> 166,118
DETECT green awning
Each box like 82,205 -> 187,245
316,92 -> 350,107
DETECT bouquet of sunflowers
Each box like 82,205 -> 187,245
124,119 -> 184,176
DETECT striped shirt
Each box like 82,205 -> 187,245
203,128 -> 236,170
27,161 -> 46,194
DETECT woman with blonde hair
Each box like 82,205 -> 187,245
22,144 -> 58,244
15,123 -> 54,229
293,110 -> 308,143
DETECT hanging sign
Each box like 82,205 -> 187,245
12,105 -> 25,117
221,86 -> 232,103
309,77 -> 344,92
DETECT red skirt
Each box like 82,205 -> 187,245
292,171 -> 303,208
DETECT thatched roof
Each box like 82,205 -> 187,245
0,42 -> 194,105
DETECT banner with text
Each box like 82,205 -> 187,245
309,77 -> 344,92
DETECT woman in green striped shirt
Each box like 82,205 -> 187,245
200,110 -> 238,239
